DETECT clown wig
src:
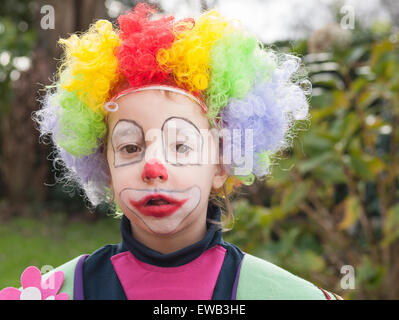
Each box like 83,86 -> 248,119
33,3 -> 310,209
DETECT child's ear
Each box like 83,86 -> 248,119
212,163 -> 228,190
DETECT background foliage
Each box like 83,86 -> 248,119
0,0 -> 398,299
225,22 -> 399,299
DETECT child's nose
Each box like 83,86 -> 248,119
142,158 -> 168,182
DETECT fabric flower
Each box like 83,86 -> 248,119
0,266 -> 69,300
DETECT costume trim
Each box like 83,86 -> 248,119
231,255 -> 244,299
73,254 -> 89,300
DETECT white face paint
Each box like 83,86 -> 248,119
109,115 -> 204,234
106,89 -> 227,239
111,120 -> 145,167
120,185 -> 201,234
162,117 -> 203,166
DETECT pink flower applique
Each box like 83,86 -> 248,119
0,266 -> 69,300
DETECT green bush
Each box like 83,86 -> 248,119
225,28 -> 399,299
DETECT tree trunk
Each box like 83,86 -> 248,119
0,0 -> 106,217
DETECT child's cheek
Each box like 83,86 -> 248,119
111,164 -> 142,191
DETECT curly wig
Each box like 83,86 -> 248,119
33,3 -> 310,208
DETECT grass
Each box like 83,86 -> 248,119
0,213 -> 121,289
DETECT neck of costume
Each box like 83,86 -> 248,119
81,203 -> 244,300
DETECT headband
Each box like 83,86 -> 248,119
104,84 -> 208,114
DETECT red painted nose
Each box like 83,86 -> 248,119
142,159 -> 168,182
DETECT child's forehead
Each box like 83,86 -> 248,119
107,90 -> 210,131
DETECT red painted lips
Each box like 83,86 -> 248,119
129,193 -> 188,218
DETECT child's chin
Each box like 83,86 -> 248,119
139,211 -> 193,236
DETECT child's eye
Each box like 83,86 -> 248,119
175,143 -> 192,154
120,144 -> 141,154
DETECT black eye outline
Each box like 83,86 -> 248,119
111,117 -> 204,168
112,119 -> 146,168
162,116 -> 203,166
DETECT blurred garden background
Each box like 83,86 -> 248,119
0,0 -> 398,299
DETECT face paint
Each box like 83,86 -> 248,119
111,120 -> 145,167
142,158 -> 168,182
111,116 -> 204,169
120,185 -> 201,234
106,90 -> 224,239
162,117 -> 203,166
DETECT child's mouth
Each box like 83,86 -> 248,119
129,193 -> 188,218
145,198 -> 171,206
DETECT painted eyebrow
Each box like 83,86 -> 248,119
111,119 -> 146,168
111,119 -> 145,141
161,116 -> 203,136
161,116 -> 204,167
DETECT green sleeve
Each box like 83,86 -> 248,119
235,253 -> 340,300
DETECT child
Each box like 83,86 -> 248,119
0,3 -> 341,300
